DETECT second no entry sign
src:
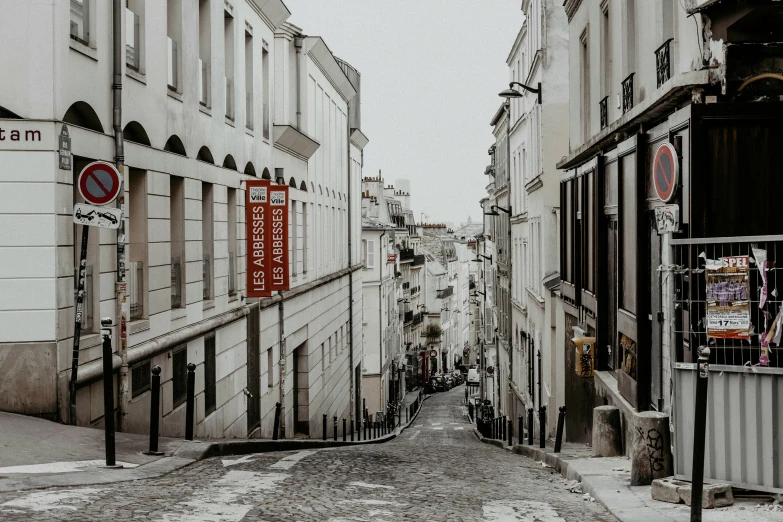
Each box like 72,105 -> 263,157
652,142 -> 678,203
78,161 -> 121,206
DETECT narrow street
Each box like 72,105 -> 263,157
0,388 -> 614,521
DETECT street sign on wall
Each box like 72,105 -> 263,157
246,179 -> 271,297
269,185 -> 290,292
73,203 -> 122,229
78,161 -> 121,206
58,124 -> 71,171
652,142 -> 678,202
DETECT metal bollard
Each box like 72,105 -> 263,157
465,386 -> 468,404
554,406 -> 566,453
519,415 -> 524,445
539,406 -> 547,449
527,408 -> 534,445
100,319 -> 118,466
333,416 -> 338,441
185,362 -> 196,441
364,420 -> 368,440
322,414 -> 327,440
508,418 -> 513,447
350,419 -> 354,441
502,416 -> 507,441
691,347 -> 711,522
273,402 -> 282,440
146,365 -> 163,455
343,418 -> 347,441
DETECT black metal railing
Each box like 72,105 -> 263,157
404,310 -> 414,324
412,254 -> 425,267
412,313 -> 423,326
437,287 -> 454,299
622,73 -> 634,114
655,38 -> 673,88
599,96 -> 608,129
400,248 -> 414,262
402,282 -> 410,290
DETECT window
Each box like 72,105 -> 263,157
172,347 -> 188,407
321,343 -> 325,372
302,203 -> 308,274
262,45 -> 270,138
204,335 -> 216,415
267,348 -> 274,388
364,239 -> 376,268
129,169 -> 147,320
198,0 -> 211,107
224,9 -> 235,120
227,187 -> 237,296
126,1 -> 142,71
291,200 -> 298,277
167,0 -> 182,92
584,171 -> 595,292
244,27 -> 253,130
202,183 -> 214,301
601,4 -> 611,101
581,29 -> 590,141
70,0 -> 90,46
620,154 -> 637,312
131,359 -> 151,398
170,176 -> 185,308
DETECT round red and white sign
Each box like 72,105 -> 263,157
78,161 -> 121,206
652,142 -> 678,202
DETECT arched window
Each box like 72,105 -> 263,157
197,146 -> 214,164
222,154 -> 237,170
163,135 -> 187,156
123,121 -> 151,146
300,181 -> 307,191
63,101 -> 104,132
244,162 -> 256,176
289,177 -> 297,188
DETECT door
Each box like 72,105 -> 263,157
649,216 -> 663,410
293,342 -> 309,435
246,306 -> 261,433
606,219 -> 618,370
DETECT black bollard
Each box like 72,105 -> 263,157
527,408 -> 534,445
322,414 -> 327,440
343,418 -> 347,441
100,319 -> 118,466
691,347 -> 711,522
364,420 -> 368,440
146,365 -> 163,455
519,415 -> 524,444
539,406 -> 547,449
502,416 -> 507,441
465,386 -> 468,404
350,419 -> 354,441
554,406 -> 566,453
333,416 -> 338,441
508,418 -> 513,447
185,363 -> 196,441
273,402 -> 281,440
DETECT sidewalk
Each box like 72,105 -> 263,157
473,426 -> 783,522
0,395 -> 431,494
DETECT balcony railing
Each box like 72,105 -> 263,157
129,261 -> 144,320
402,282 -> 410,290
171,257 -> 182,309
228,251 -> 236,295
655,38 -> 673,88
199,59 -> 209,107
412,312 -> 423,326
599,96 -> 608,130
412,254 -> 425,267
203,254 -> 212,300
400,248 -> 414,262
125,9 -> 140,71
404,310 -> 414,324
167,37 -> 178,91
437,286 -> 454,299
622,73 -> 634,114
225,78 -> 234,120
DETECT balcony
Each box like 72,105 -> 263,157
437,286 -> 454,299
622,73 -> 634,114
412,312 -> 423,326
599,96 -> 608,130
412,254 -> 425,267
167,37 -> 178,91
400,248 -> 414,263
404,310 -> 414,324
656,38 -> 673,88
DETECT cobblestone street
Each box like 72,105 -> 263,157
0,388 -> 615,521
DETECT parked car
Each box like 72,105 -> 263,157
467,368 -> 480,385
431,376 -> 447,392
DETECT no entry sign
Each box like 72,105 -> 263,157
652,142 -> 678,202
78,161 -> 121,206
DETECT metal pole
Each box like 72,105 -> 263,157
527,408 -> 534,445
333,416 -> 338,441
69,224 -> 90,424
322,414 -> 327,441
539,406 -> 547,449
273,402 -> 281,440
508,418 -> 513,447
100,319 -> 120,468
185,363 -> 196,441
518,415 -> 524,445
691,347 -> 710,522
350,419 -> 354,441
343,418 -> 347,441
146,365 -> 163,455
554,406 -> 566,453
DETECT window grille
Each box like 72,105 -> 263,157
599,96 -> 608,130
131,360 -> 151,398
621,73 -> 635,114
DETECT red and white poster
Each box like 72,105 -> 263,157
268,185 -> 290,292
706,255 -> 751,339
246,179 -> 271,297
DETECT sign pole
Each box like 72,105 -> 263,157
69,224 -> 89,424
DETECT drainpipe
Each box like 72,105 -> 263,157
278,292 -> 285,438
113,0 -> 129,432
379,231 -> 386,405
347,111 -> 355,425
294,35 -> 305,129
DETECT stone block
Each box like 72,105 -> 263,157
631,411 -> 673,486
651,477 -> 734,509
592,405 -> 623,457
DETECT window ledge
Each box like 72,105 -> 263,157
245,127 -> 254,137
203,300 -> 215,311
167,89 -> 183,103
69,40 -> 97,61
126,68 -> 146,85
225,117 -> 235,128
199,104 -> 212,116
129,319 -> 150,335
171,308 -> 187,321
228,294 -> 238,304
525,174 -> 544,194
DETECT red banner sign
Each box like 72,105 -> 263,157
268,185 -> 290,292
246,180 -> 271,297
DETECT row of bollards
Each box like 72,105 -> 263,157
480,405 -> 566,454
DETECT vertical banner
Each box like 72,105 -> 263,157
246,179 -> 271,297
269,185 -> 290,292
706,255 -> 750,339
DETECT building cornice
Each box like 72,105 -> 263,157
506,22 -> 528,65
246,0 -> 291,32
350,128 -> 369,150
563,0 -> 584,23
490,102 -> 508,127
304,37 -> 358,102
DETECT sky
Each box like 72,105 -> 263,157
284,0 -> 524,226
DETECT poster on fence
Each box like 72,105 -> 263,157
705,255 -> 751,339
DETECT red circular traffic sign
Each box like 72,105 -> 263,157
78,161 -> 121,206
652,143 -> 678,202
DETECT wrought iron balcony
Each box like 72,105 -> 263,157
412,254 -> 425,267
402,282 -> 410,290
437,286 -> 454,299
656,38 -> 673,88
622,73 -> 635,114
412,313 -> 423,326
404,310 -> 414,324
400,248 -> 414,262
599,96 -> 608,130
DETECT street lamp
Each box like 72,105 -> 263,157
491,205 -> 512,215
473,254 -> 492,263
483,208 -> 500,216
498,81 -> 542,104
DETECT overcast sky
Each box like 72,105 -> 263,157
284,0 -> 524,226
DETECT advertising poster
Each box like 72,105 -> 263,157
706,255 -> 751,339
246,179 -> 271,297
268,185 -> 290,292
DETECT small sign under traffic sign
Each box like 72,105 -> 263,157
73,203 -> 122,229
